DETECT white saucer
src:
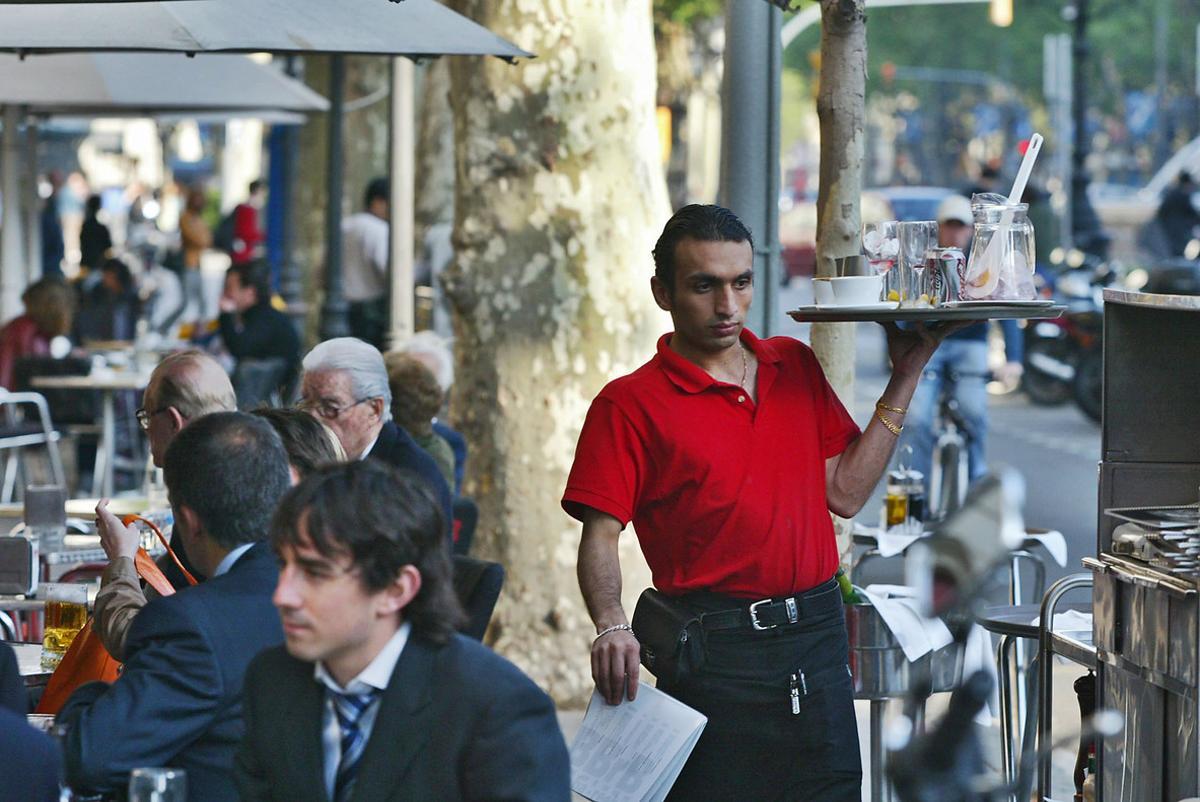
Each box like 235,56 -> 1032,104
814,301 -> 900,311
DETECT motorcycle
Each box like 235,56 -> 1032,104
1021,259 -> 1113,421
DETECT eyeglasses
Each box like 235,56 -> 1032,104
135,407 -> 169,431
296,396 -> 371,421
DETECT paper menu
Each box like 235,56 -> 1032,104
570,685 -> 706,802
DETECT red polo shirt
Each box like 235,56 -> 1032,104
562,329 -> 860,599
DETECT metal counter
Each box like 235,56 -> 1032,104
1093,290 -> 1200,801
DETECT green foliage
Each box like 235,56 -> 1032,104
655,0 -> 723,25
783,0 -> 1200,114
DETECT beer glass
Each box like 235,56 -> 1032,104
41,583 -> 88,671
129,768 -> 187,802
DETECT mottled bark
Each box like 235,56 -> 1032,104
813,0 -> 867,566
415,59 -> 456,232
446,0 -> 667,704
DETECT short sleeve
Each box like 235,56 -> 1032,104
797,345 -> 860,458
561,395 -> 648,527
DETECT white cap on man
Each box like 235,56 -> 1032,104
936,194 -> 973,226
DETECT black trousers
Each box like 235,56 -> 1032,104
348,297 -> 388,350
660,580 -> 862,802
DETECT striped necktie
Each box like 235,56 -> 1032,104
328,687 -> 381,802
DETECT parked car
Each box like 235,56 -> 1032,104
780,186 -> 953,284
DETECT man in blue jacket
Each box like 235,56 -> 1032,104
58,412 -> 292,802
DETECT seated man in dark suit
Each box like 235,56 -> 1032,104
218,260 -> 301,407
236,461 -> 570,802
58,412 -> 292,802
298,337 -> 452,540
0,706 -> 61,802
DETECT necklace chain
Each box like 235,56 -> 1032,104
738,344 -> 748,390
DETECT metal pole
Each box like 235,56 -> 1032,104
1068,0 -> 1106,258
277,55 -> 302,307
1,105 -> 25,321
319,54 -> 350,340
718,0 -> 781,337
386,57 -> 415,348
24,118 -> 40,284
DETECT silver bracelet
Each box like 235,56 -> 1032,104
592,623 -> 633,645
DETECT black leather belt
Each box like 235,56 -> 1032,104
698,577 -> 840,632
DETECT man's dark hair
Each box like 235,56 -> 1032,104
249,179 -> 265,196
163,411 -> 291,550
250,407 -> 342,478
227,260 -> 271,305
651,204 -> 753,295
364,177 -> 389,208
270,461 -> 465,643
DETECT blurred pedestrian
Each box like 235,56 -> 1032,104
0,278 -> 74,389
79,194 -> 112,274
75,257 -> 140,343
180,186 -> 213,323
230,179 -> 267,265
1155,171 -> 1200,257
40,171 -> 65,279
342,178 -> 390,349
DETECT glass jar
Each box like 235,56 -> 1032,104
964,193 -> 1036,301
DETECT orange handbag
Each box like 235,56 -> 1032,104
35,516 -> 196,714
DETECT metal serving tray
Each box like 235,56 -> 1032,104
787,301 -> 1064,324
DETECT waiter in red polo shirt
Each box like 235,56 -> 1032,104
563,204 -> 957,801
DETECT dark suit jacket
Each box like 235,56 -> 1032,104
58,542 -> 283,802
0,642 -> 27,715
0,707 -> 61,802
236,632 -> 571,802
369,420 -> 454,542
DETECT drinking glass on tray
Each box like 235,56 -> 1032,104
862,220 -> 900,300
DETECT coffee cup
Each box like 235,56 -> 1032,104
813,277 -> 834,306
830,275 -> 884,306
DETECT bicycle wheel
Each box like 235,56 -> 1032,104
1022,338 -> 1074,406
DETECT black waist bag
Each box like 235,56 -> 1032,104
632,588 -> 705,685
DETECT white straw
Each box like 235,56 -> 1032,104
1007,133 -> 1044,204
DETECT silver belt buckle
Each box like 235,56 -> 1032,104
749,598 -> 776,630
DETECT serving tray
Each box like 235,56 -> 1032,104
787,301 -> 1064,324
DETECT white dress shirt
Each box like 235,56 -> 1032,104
341,211 -> 390,303
212,542 -> 254,577
313,622 -> 411,799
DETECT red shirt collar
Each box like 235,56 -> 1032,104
656,328 -> 782,394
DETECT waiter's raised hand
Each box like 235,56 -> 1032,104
591,628 -> 640,705
880,320 -> 973,379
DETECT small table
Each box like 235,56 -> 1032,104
11,642 -> 51,688
31,371 -> 152,498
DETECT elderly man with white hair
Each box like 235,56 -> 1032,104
299,337 -> 452,542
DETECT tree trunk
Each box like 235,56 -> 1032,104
813,0 -> 867,566
445,0 -> 667,705
415,59 -> 455,233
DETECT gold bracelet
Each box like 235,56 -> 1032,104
876,400 -> 908,415
875,408 -> 903,436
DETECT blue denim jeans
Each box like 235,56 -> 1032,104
897,338 -> 990,494
660,581 -> 862,802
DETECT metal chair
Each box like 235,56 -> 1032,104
0,390 -> 66,503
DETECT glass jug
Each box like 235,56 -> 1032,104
963,193 -> 1036,301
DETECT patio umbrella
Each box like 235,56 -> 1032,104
0,52 -> 328,115
0,0 -> 530,336
0,0 -> 527,60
